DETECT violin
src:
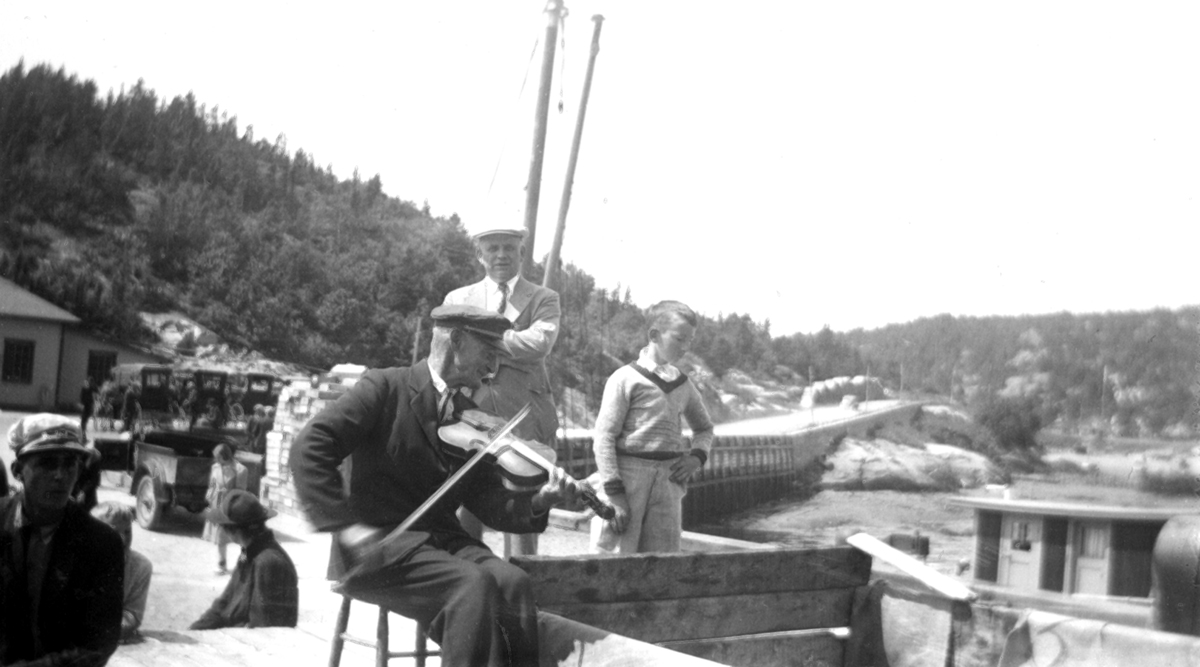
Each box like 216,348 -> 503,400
341,402 -> 616,582
438,408 -> 615,520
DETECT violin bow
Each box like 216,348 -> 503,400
343,403 -> 533,580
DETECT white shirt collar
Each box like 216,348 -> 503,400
484,275 -> 520,293
428,360 -> 473,403
427,360 -> 449,396
636,346 -> 680,381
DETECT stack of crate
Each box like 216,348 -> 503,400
260,367 -> 364,519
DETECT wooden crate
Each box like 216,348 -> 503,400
514,546 -> 872,667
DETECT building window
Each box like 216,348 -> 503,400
86,351 -> 118,386
2,339 -> 35,384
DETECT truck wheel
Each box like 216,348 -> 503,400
135,476 -> 164,531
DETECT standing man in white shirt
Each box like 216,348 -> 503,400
442,226 -> 562,556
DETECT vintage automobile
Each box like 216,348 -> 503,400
108,363 -> 179,428
94,427 -> 262,530
190,369 -> 232,428
238,372 -> 281,417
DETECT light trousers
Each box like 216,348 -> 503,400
590,456 -> 687,554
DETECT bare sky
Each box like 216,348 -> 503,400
3,1 -> 1198,335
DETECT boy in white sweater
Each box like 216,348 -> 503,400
591,301 -> 715,553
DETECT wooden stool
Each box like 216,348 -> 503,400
328,594 -> 438,667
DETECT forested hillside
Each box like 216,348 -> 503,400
2,61 -> 1196,435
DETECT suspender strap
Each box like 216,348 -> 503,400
627,362 -> 688,394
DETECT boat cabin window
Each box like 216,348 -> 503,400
1011,520 -> 1032,551
1079,524 -> 1107,558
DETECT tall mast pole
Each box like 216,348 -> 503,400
521,0 -> 564,277
544,14 -> 604,291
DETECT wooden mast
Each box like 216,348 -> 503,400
521,0 -> 565,277
543,14 -> 605,291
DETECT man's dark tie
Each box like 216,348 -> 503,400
439,388 -> 458,424
497,282 -> 509,314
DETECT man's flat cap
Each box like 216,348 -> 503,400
431,304 -> 512,344
7,413 -> 91,460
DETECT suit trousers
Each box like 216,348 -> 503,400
340,539 -> 539,666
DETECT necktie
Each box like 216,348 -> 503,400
497,281 -> 509,314
439,388 -> 458,424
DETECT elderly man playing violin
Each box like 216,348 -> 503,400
290,304 -> 581,667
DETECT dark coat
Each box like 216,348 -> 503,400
189,531 -> 297,630
289,362 -> 549,576
0,496 -> 124,666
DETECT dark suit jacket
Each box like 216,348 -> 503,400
443,275 -> 561,444
289,362 -> 550,576
0,495 -> 124,666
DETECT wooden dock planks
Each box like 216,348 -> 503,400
516,546 -> 871,605
515,546 -> 873,666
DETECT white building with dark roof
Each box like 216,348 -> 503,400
0,276 -> 166,411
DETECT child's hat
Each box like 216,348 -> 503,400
208,489 -> 277,526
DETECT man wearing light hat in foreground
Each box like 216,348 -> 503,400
443,226 -> 563,557
290,304 -> 581,667
189,489 -> 298,630
0,413 -> 124,665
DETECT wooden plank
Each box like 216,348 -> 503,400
540,587 -> 855,643
664,631 -> 846,667
846,533 -> 976,602
514,546 -> 870,605
538,611 -> 727,666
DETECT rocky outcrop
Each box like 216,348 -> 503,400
821,437 -> 1006,492
139,311 -> 308,377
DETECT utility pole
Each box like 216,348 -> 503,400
544,14 -> 605,291
521,0 -> 565,277
410,315 -> 422,365
1100,364 -> 1108,423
